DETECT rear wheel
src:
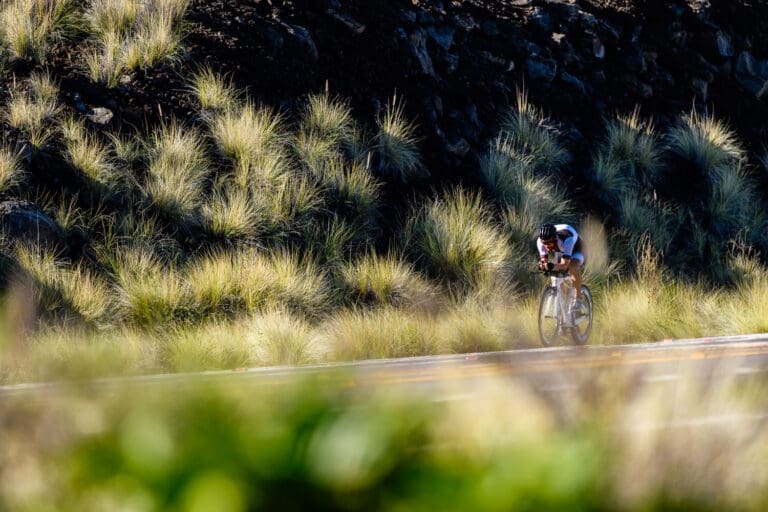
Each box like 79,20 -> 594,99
538,286 -> 560,346
570,286 -> 593,345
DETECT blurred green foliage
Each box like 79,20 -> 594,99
0,381 -> 609,512
3,374 -> 766,512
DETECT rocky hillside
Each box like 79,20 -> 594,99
49,1 -> 768,168
1,0 -> 768,254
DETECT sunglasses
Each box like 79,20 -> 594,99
542,238 -> 557,245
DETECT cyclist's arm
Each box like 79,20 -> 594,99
536,238 -> 549,269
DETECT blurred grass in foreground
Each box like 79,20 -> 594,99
1,366 -> 766,511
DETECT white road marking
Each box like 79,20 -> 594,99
734,366 -> 764,375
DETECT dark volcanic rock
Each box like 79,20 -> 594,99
2,0 -> 768,188
0,201 -> 66,251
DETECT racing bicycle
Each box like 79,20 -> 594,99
537,269 -> 593,346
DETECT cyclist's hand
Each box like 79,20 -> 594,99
539,261 -> 553,272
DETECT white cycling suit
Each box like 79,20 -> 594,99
537,224 -> 585,265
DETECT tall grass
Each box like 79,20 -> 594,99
60,115 -> 117,188
253,250 -> 329,317
189,65 -> 238,112
297,91 -> 369,165
0,146 -> 24,193
166,311 -> 318,371
308,157 -> 381,226
300,91 -> 355,149
482,136 -> 572,233
405,188 -> 510,292
436,299 -> 533,352
246,309 -> 320,366
199,185 -> 262,241
260,175 -> 323,237
0,0 -> 80,62
4,72 -> 60,148
112,246 -> 189,326
668,109 -> 745,175
375,95 -> 423,181
1,325 -> 161,382
86,0 -> 141,38
184,250 -> 247,317
142,121 -> 210,221
13,245 -> 114,326
707,164 -> 760,237
727,274 -> 768,334
589,240 -> 728,344
336,252 -> 437,309
602,107 -> 661,187
498,88 -> 568,172
303,214 -> 357,264
208,101 -> 286,170
321,307 -> 442,360
83,0 -> 189,86
616,194 -> 674,260
185,248 -> 330,319
661,109 -> 764,275
132,7 -> 185,68
12,245 -> 64,316
82,31 -> 123,87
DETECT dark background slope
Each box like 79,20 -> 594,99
2,0 -> 768,233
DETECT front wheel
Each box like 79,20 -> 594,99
538,286 -> 560,346
570,286 -> 593,345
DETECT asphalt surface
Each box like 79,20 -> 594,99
2,334 -> 767,397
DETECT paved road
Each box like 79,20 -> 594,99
2,334 -> 767,397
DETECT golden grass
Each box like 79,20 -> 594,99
337,252 -> 437,309
164,310 -> 320,371
112,246 -> 189,326
1,325 -> 161,383
320,307 -> 442,361
406,187 -> 511,292
300,91 -> 355,147
375,94 -> 423,181
309,157 -> 381,225
13,245 -> 116,327
86,0 -> 141,37
200,186 -> 263,240
4,72 -> 60,147
61,116 -> 116,186
189,65 -> 238,111
668,109 -> 745,174
83,0 -> 189,85
602,107 -> 661,186
0,145 -> 24,193
142,121 -> 210,220
208,101 -> 287,171
499,87 -> 568,172
0,0 -> 79,62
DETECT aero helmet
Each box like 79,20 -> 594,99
539,223 -> 556,241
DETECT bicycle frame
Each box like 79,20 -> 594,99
547,271 -> 574,329
538,269 -> 593,346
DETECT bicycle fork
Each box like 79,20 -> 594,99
554,279 -> 573,331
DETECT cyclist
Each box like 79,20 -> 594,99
537,223 -> 586,312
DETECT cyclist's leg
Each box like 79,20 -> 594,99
568,253 -> 585,300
